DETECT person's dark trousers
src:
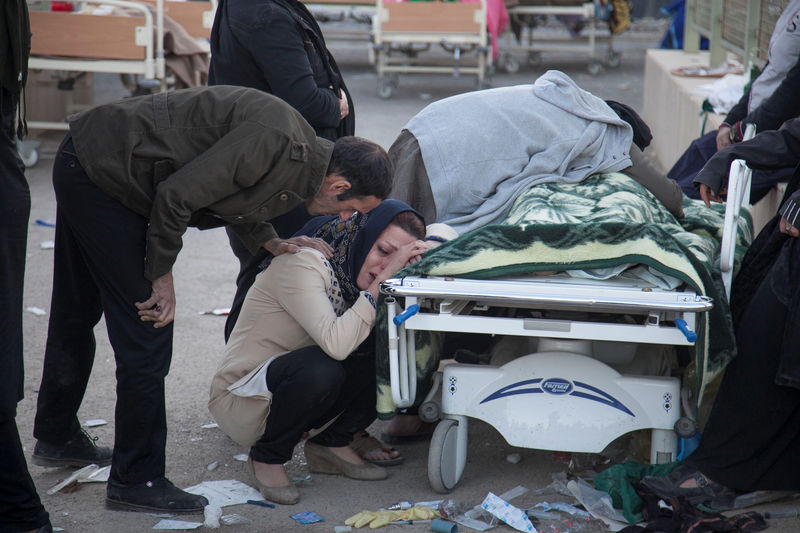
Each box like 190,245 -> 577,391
224,205 -> 311,342
33,135 -> 174,486
667,130 -> 795,203
250,346 -> 377,464
0,89 -> 51,533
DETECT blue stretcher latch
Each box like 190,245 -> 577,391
393,304 -> 420,326
675,318 -> 697,342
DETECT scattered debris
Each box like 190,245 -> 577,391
26,306 -> 47,316
78,465 -> 110,483
183,480 -> 264,508
567,478 -> 627,530
290,511 -> 324,524
481,492 -> 536,533
199,308 -> 230,316
152,519 -> 203,530
201,423 -> 219,429
506,453 -> 521,464
207,461 -> 219,471
220,514 -> 251,526
35,219 -> 56,227
247,499 -> 275,508
84,419 -> 107,428
203,505 -> 223,529
40,240 -> 55,249
233,453 -> 249,462
47,464 -> 104,495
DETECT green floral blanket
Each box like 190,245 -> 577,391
375,172 -> 753,419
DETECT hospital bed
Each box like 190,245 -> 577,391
501,1 -> 619,75
378,161 -> 754,492
371,0 -> 491,98
26,0 -> 214,131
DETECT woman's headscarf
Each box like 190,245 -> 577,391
260,199 -> 421,304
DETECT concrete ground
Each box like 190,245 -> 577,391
17,18 -> 800,533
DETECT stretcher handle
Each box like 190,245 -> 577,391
393,304 -> 420,325
675,318 -> 697,343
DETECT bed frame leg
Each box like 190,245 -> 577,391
650,428 -> 678,464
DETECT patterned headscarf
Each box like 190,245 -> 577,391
292,199 -> 421,304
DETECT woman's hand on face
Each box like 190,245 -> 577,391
367,240 -> 430,296
780,216 -> 799,238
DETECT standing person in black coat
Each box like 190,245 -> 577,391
0,1 -> 52,532
209,0 -> 356,341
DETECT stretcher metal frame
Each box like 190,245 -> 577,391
370,0 -> 491,99
501,1 -> 619,75
379,147 -> 752,492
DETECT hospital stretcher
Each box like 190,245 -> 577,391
501,1 -> 619,75
26,0 -> 215,131
371,0 -> 491,98
379,154 -> 753,493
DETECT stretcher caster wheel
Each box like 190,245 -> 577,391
527,51 -> 542,67
674,416 -> 698,439
607,49 -> 621,68
418,400 -> 441,423
502,54 -> 520,74
378,82 -> 393,99
428,419 -> 463,493
16,140 -> 39,168
587,60 -> 602,76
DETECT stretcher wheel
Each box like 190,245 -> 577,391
527,51 -> 542,67
587,61 -> 602,76
428,419 -> 463,493
674,416 -> 698,438
418,400 -> 441,423
502,54 -> 520,74
378,81 -> 393,99
607,49 -> 621,68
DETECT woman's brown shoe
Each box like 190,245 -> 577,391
304,441 -> 388,481
247,458 -> 299,505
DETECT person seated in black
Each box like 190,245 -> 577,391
642,117 -> 800,508
667,1 -> 800,204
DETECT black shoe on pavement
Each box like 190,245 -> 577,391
32,429 -> 112,468
106,477 -> 208,513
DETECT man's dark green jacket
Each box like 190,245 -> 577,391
68,85 -> 334,281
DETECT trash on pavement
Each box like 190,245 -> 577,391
291,511 -> 325,524
152,519 -> 203,530
480,492 -> 536,533
567,478 -> 627,531
84,419 -> 107,427
430,517 -> 458,533
40,240 -> 55,249
203,505 -> 223,529
77,465 -> 110,483
220,514 -> 252,525
207,461 -> 219,471
201,423 -> 219,429
26,306 -> 47,316
346,506 -> 439,528
199,308 -> 230,316
46,464 -> 102,495
233,453 -> 249,462
184,480 -> 264,508
506,453 -> 521,464
35,219 -> 56,227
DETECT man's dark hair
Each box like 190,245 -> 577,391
327,136 -> 393,200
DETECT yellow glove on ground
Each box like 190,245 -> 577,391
345,506 -> 440,529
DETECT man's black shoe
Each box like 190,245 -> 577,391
106,477 -> 208,513
32,429 -> 112,467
